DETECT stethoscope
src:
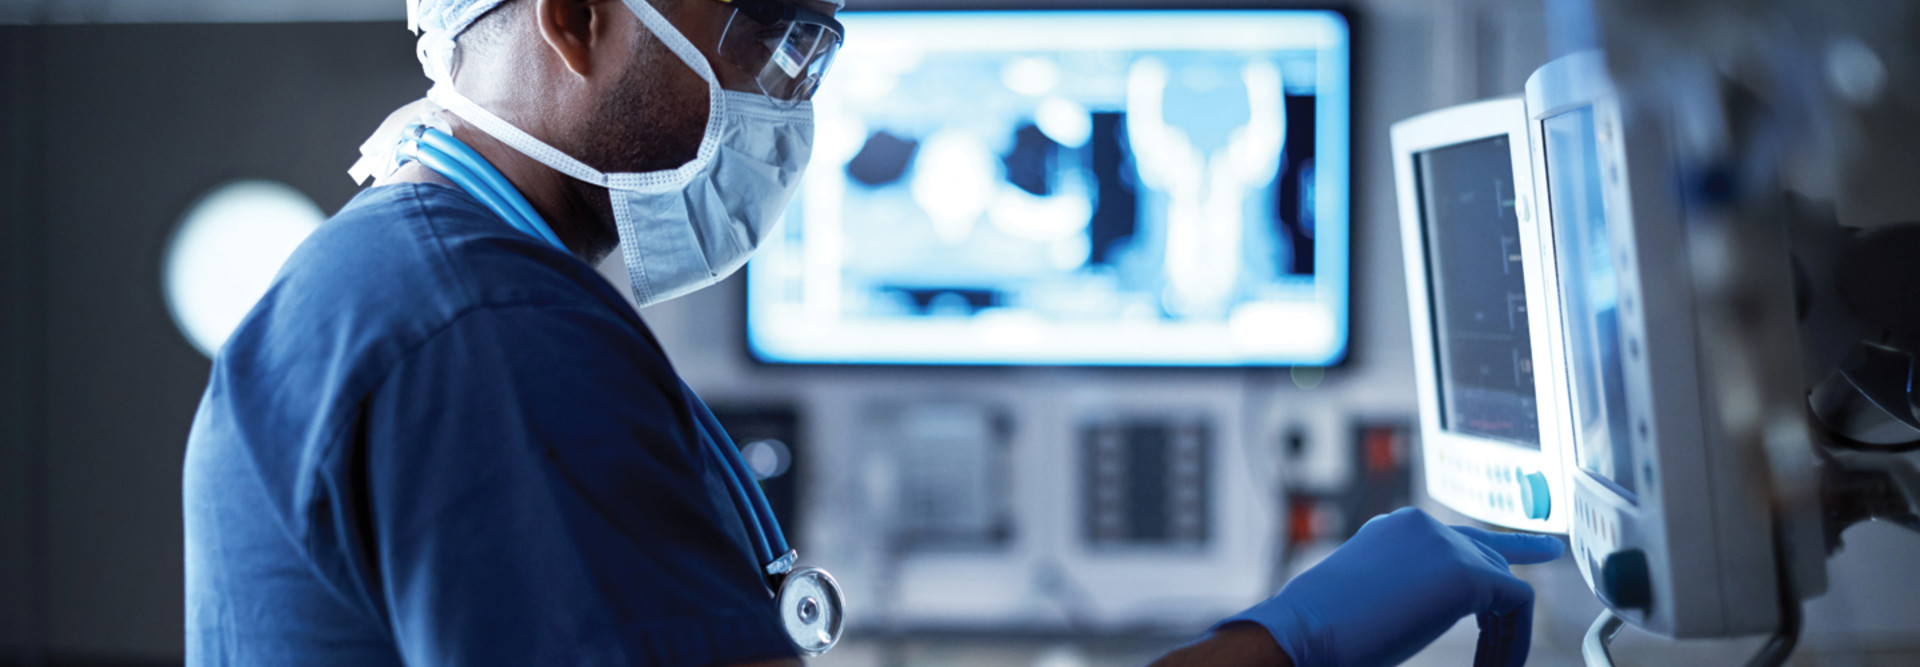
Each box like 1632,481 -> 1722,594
400,125 -> 845,656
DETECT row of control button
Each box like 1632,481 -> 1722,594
1577,497 -> 1619,544
1432,452 -> 1550,520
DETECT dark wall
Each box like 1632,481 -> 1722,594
3,25 -> 52,665
3,21 -> 424,662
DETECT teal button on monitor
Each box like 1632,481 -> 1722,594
1519,471 -> 1552,520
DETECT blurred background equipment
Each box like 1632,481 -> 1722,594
812,388 -> 1280,639
1079,415 -> 1213,551
877,401 -> 1018,551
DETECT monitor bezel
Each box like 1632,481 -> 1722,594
1390,96 -> 1570,534
740,4 -> 1357,370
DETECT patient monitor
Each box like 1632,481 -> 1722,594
1403,0 -> 1920,661
1528,47 -> 1920,665
1392,98 -> 1569,533
1397,52 -> 1865,663
1527,51 -> 1802,641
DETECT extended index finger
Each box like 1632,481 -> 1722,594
1453,526 -> 1566,565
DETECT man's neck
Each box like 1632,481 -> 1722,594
378,161 -> 457,189
380,117 -> 620,266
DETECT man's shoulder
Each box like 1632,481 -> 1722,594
277,183 -> 631,332
220,182 -> 649,391
300,183 -> 604,307
197,181 -> 672,492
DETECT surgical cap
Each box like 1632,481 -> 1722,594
407,0 -> 848,50
406,0 -> 845,81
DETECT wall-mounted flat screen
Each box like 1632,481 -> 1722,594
746,9 -> 1351,366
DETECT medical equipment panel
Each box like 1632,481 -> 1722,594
1343,421 -> 1415,532
812,383 -> 1280,634
1526,52 -> 1783,639
878,402 -> 1018,550
1079,416 -> 1212,550
746,8 -> 1351,367
1390,97 -> 1570,533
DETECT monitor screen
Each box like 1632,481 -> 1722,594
1542,106 -> 1638,500
746,10 -> 1351,366
1415,137 -> 1540,448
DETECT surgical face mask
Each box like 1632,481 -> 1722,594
419,0 -> 816,307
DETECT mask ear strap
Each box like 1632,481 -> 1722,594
427,84 -> 613,188
613,0 -> 724,190
394,1 -> 729,194
623,0 -> 718,86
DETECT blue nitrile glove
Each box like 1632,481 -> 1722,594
1217,507 -> 1565,667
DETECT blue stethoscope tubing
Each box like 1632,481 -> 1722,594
688,391 -> 792,561
399,126 -> 793,570
407,128 -> 568,250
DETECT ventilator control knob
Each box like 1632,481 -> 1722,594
1600,549 -> 1652,610
1518,471 -> 1551,520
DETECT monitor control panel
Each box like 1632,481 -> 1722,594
1428,448 -> 1553,524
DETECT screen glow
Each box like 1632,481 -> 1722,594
746,10 -> 1351,366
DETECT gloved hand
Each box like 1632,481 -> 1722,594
1218,507 -> 1565,667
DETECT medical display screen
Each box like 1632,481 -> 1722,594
1543,107 -> 1638,500
1416,137 -> 1540,448
745,11 -> 1351,366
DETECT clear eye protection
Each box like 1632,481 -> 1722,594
713,0 -> 844,106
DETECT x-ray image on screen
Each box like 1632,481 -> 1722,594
746,11 -> 1351,366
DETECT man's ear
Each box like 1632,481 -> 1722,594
535,0 -> 614,77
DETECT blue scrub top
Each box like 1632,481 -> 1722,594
182,183 -> 797,665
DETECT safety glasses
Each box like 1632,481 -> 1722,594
711,0 -> 844,106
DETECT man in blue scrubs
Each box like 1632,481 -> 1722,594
183,0 -> 1563,665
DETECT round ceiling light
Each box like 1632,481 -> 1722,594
163,180 -> 325,359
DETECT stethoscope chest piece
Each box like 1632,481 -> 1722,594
775,566 -> 845,656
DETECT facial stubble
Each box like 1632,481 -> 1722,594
561,25 -> 712,257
